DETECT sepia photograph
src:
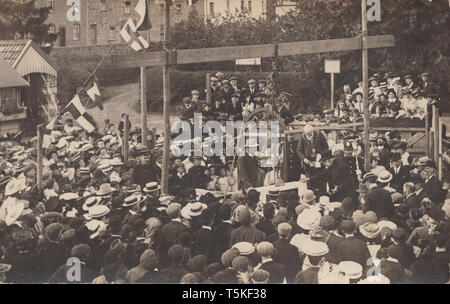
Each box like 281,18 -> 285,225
0,0 -> 449,290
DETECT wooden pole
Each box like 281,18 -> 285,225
36,126 -> 43,190
433,105 -> 439,162
439,116 -> 443,180
123,114 -> 130,162
151,127 -> 157,148
140,67 -> 148,147
206,72 -> 211,104
161,0 -> 171,195
361,0 -> 371,172
425,112 -> 430,157
330,73 -> 335,109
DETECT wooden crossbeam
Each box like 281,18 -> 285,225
111,35 -> 395,69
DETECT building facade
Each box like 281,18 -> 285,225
35,0 -> 194,47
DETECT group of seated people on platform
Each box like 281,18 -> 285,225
332,72 -> 440,122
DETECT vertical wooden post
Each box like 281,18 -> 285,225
330,72 -> 335,109
36,126 -> 43,190
161,0 -> 171,195
151,127 -> 157,148
206,73 -> 211,104
433,105 -> 439,163
425,112 -> 430,157
140,67 -> 148,147
439,117 -> 443,180
282,132 -> 289,183
361,0 -> 371,172
123,114 -> 130,162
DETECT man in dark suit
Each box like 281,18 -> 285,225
213,205 -> 234,255
335,220 -> 371,267
379,245 -> 408,283
161,203 -> 188,248
229,207 -> 265,246
48,244 -> 95,283
191,209 -> 219,263
272,223 -> 301,283
130,154 -> 161,189
364,173 -> 395,219
243,79 -> 259,105
168,163 -> 188,194
390,153 -> 411,192
226,94 -> 243,120
256,203 -> 276,236
325,150 -> 357,202
256,242 -> 285,284
274,98 -> 294,125
422,161 -> 445,204
185,156 -> 208,189
403,182 -> 420,210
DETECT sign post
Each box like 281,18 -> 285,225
324,59 -> 340,109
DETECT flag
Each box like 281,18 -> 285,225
120,17 -> 150,52
66,95 -> 96,133
42,118 -> 56,149
135,0 -> 152,31
86,78 -> 103,111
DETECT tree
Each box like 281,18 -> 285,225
0,0 -> 57,45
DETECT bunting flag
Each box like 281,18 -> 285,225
42,118 -> 56,149
86,78 -> 103,111
135,0 -> 152,31
120,17 -> 150,52
66,95 -> 96,133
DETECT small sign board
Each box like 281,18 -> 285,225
324,59 -> 340,73
236,58 -> 261,65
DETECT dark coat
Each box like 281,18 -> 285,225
296,130 -> 329,162
229,225 -> 266,246
295,266 -> 320,284
37,241 -> 68,282
380,259 -> 406,283
366,186 -> 395,219
259,260 -> 285,284
135,270 -> 169,283
3,249 -> 39,283
256,219 -> 276,236
389,243 -> 416,269
191,227 -> 219,263
226,102 -> 243,120
213,221 -> 234,256
389,165 -> 411,191
161,220 -> 188,247
237,155 -> 262,188
160,264 -> 189,283
404,193 -> 420,210
423,175 -> 445,204
185,165 -> 208,189
130,164 -> 161,189
286,139 -> 302,182
273,238 -> 301,283
276,105 -> 294,124
335,236 -> 371,267
327,157 -> 357,202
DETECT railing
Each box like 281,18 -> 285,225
0,107 -> 27,121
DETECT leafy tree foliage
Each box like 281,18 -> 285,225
0,0 -> 57,45
170,0 -> 449,111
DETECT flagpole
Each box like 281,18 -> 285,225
161,0 -> 171,195
141,66 -> 148,147
36,125 -> 43,191
362,0 -> 371,172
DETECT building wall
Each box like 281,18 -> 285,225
36,0 -> 194,47
204,0 -> 267,20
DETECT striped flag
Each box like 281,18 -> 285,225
135,0 -> 152,31
42,118 -> 56,149
120,17 -> 150,52
66,95 -> 96,133
86,78 -> 103,111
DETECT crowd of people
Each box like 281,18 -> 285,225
331,72 -> 440,123
0,70 -> 448,284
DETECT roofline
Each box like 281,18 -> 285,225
12,40 -> 59,72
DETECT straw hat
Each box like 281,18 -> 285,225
232,242 -> 255,255
377,170 -> 393,183
96,183 -> 116,196
82,196 -> 100,211
59,192 -> 79,201
297,208 -> 321,231
143,182 -> 160,194
123,194 -> 146,208
338,261 -> 363,279
302,240 -> 329,256
359,222 -> 381,239
181,202 -> 207,220
88,205 -> 110,219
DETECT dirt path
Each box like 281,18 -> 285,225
89,83 -> 179,134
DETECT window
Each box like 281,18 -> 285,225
209,2 -> 214,16
248,1 -> 252,13
160,24 -> 164,40
125,1 -> 131,14
176,3 -> 182,12
100,0 -> 107,12
109,26 -> 116,41
48,24 -> 56,34
48,0 -> 55,13
90,24 -> 97,45
160,3 -> 164,16
73,24 -> 80,40
241,0 -> 245,11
